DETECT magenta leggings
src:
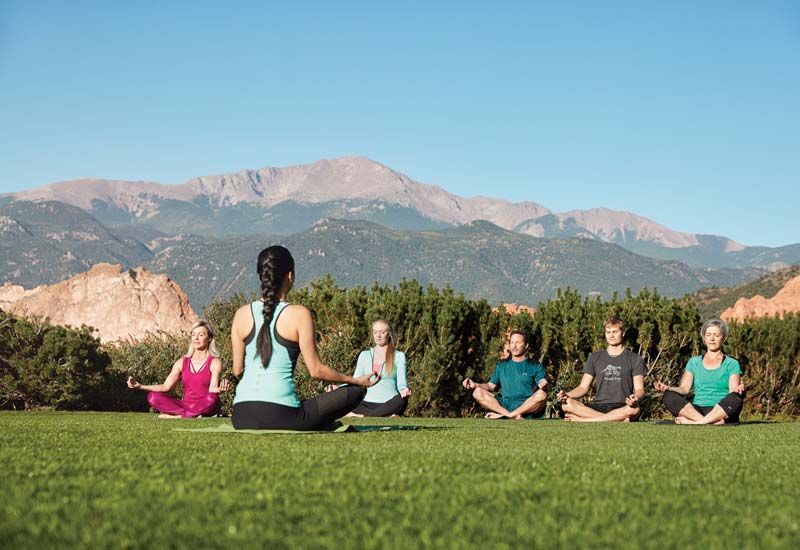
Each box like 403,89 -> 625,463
147,392 -> 221,418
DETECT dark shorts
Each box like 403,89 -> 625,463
662,390 -> 742,423
587,401 -> 642,421
499,396 -> 545,419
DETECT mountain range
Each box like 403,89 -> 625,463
0,200 -> 766,309
1,156 -> 797,309
5,156 -> 799,270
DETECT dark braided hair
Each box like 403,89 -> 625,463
256,245 -> 295,367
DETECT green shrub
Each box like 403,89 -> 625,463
102,332 -> 188,412
102,281 -> 800,419
0,311 -> 110,409
7,277 -> 800,420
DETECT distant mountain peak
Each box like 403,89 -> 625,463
1,156 -> 780,266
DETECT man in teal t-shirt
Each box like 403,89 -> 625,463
463,331 -> 549,419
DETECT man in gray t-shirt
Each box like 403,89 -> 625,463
556,317 -> 646,422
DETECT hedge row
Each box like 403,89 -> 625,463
2,280 -> 799,418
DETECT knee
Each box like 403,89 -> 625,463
202,393 -> 219,405
348,385 -> 366,402
146,392 -> 159,406
562,398 -> 577,413
662,390 -> 684,414
719,392 -> 743,417
724,392 -> 743,406
199,394 -> 220,412
622,405 -> 641,420
473,387 -> 488,400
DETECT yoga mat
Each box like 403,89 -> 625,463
175,423 -> 420,435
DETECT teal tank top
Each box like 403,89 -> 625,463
233,301 -> 301,408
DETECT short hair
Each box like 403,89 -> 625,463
701,319 -> 729,341
509,330 -> 528,343
603,316 -> 625,331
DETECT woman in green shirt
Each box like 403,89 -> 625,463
655,319 -> 745,425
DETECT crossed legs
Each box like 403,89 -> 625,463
349,394 -> 409,417
562,398 -> 640,423
663,391 -> 742,425
147,392 -> 221,419
473,387 -> 546,419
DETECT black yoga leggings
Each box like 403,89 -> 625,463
351,394 -> 408,417
662,390 -> 742,423
232,386 -> 365,431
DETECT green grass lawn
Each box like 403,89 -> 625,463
1,413 -> 799,549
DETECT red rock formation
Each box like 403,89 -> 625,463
0,263 -> 198,342
721,275 -> 800,322
493,303 -> 536,316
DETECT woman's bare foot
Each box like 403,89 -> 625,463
485,412 -> 507,419
158,413 -> 182,419
344,412 -> 363,418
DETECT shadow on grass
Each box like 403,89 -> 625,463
652,420 -> 777,426
174,422 -> 448,435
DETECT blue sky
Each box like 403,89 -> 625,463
1,1 -> 798,247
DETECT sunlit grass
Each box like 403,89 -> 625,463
1,412 -> 798,549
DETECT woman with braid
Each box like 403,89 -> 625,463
231,245 -> 378,430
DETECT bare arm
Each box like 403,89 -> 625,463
462,378 -> 497,392
291,306 -> 377,386
625,374 -> 646,407
633,375 -> 645,398
557,373 -> 594,402
207,358 -> 230,393
655,371 -> 693,395
230,304 -> 253,378
729,373 -> 744,394
127,359 -> 182,393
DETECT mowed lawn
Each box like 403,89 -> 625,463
1,413 -> 798,549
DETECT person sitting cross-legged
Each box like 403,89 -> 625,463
230,245 -> 378,431
342,319 -> 410,417
655,319 -> 744,425
127,320 -> 230,418
556,316 -> 645,422
462,330 -> 548,419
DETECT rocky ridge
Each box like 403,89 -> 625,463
721,275 -> 800,322
0,263 -> 198,342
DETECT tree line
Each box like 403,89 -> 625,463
1,278 -> 798,419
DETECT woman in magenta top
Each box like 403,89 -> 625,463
127,320 -> 230,418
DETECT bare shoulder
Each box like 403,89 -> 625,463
210,357 -> 223,371
281,303 -> 312,320
232,302 -> 255,338
233,302 -> 254,320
